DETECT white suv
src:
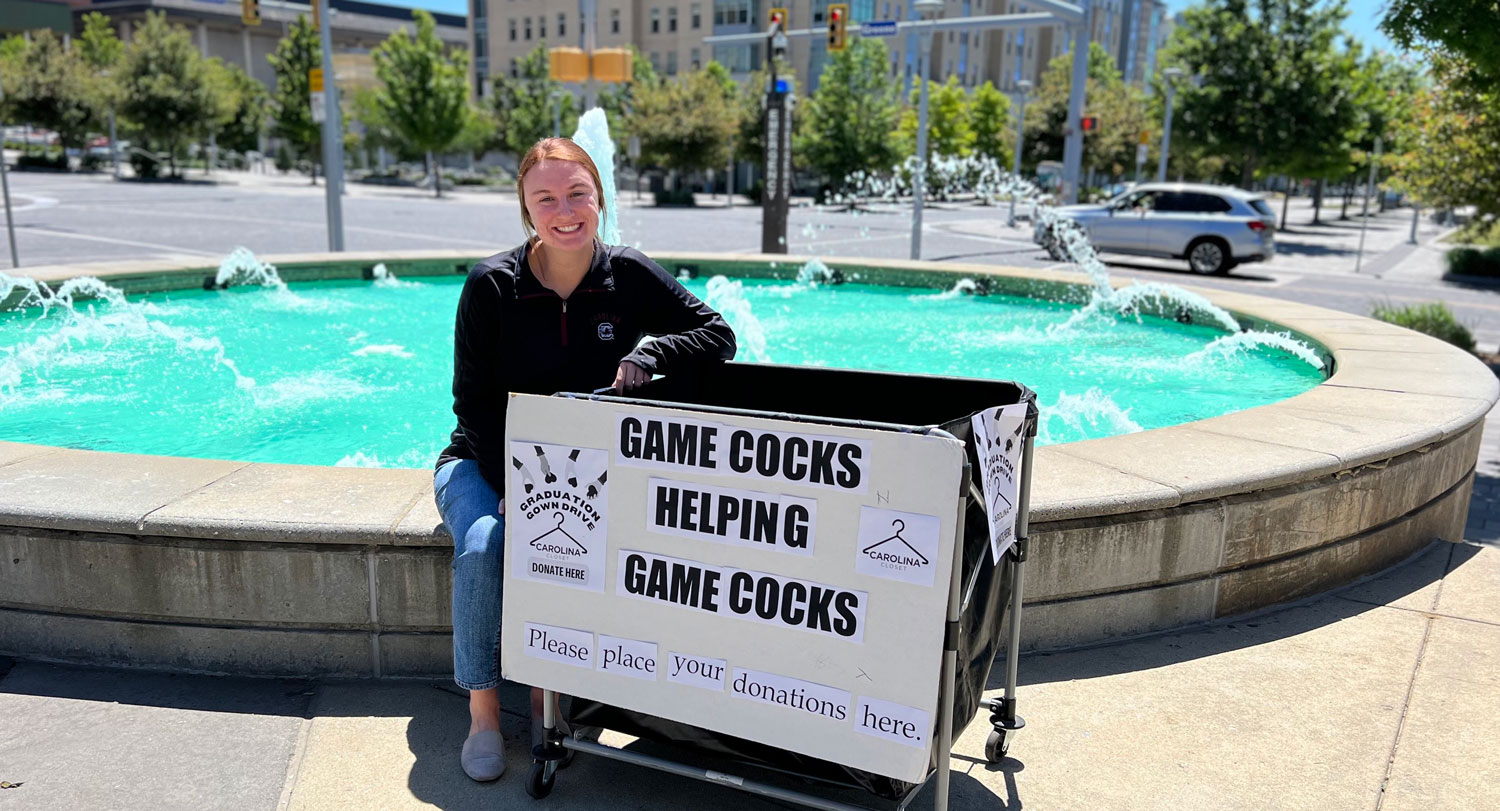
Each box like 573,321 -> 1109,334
1035,183 -> 1278,274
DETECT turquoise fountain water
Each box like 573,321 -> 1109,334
0,111 -> 1326,468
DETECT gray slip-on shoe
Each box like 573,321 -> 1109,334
461,730 -> 506,782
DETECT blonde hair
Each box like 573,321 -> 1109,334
516,137 -> 607,239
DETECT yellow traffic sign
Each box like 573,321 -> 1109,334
309,68 -> 324,93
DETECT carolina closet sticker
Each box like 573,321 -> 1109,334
971,403 -> 1028,563
854,507 -> 941,587
509,441 -> 610,592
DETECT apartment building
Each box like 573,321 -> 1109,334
81,0 -> 465,92
474,0 -> 1168,100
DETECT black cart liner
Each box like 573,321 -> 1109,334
564,362 -> 1037,801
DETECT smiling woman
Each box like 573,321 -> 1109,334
434,136 -> 738,782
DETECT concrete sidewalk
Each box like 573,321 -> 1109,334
1,540 -> 1494,811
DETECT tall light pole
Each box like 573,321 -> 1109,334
1059,0 -> 1090,204
0,74 -> 18,268
909,0 -> 943,260
1008,79 -> 1032,228
318,7 -> 346,251
1157,66 -> 1184,183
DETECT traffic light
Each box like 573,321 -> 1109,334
827,4 -> 849,51
241,0 -> 261,26
1080,116 -> 1099,133
768,7 -> 789,32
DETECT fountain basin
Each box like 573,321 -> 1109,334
0,251 -> 1492,677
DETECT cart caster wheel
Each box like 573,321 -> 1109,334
985,729 -> 1010,763
525,762 -> 556,799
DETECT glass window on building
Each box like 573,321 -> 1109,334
509,19 -> 517,41
692,3 -> 702,29
539,16 -> 546,39
691,47 -> 701,69
474,1 -> 486,20
511,58 -> 519,78
669,7 -> 678,32
558,12 -> 566,37
611,9 -> 621,33
652,8 -> 661,33
651,51 -> 661,70
667,50 -> 677,75
524,17 -> 532,40
814,0 -> 827,24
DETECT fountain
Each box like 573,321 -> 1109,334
0,111 -> 1490,678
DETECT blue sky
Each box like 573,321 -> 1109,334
402,0 -> 1401,54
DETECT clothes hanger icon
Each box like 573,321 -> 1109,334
861,519 -> 929,565
530,512 -> 587,552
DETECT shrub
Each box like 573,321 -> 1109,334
274,142 -> 294,173
1446,246 -> 1500,278
129,150 -> 161,179
16,153 -> 68,171
654,187 -> 696,207
1370,301 -> 1476,353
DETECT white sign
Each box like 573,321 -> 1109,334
509,441 -> 610,592
854,506 -> 942,587
647,476 -> 816,555
597,634 -> 659,681
616,412 -> 872,493
309,89 -> 326,123
616,549 -> 868,643
971,403 -> 1028,563
501,395 -> 967,783
861,20 -> 899,37
1136,143 -> 1149,165
523,622 -> 594,669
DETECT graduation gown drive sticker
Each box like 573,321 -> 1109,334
971,403 -> 1027,564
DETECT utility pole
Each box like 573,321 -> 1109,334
0,74 -> 19,268
317,2 -> 346,251
1158,67 -> 1183,183
1355,137 -> 1382,273
1059,0 -> 1090,204
1008,79 -> 1032,228
909,0 -> 942,260
761,14 -> 791,254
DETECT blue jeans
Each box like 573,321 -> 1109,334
435,459 -> 505,691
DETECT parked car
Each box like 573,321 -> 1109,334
1034,183 -> 1277,274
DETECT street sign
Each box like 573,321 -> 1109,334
308,68 -> 324,93
1136,144 -> 1148,165
861,20 -> 898,37
1138,129 -> 1151,145
310,90 -> 326,123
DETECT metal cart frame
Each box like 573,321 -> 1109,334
522,389 -> 1035,811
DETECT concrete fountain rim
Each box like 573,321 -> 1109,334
0,249 -> 1494,542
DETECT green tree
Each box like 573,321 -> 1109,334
1160,0 -> 1358,194
5,30 -> 104,156
1390,55 -> 1500,220
78,12 -> 124,73
268,15 -> 321,182
1382,0 -> 1500,86
372,10 -> 472,197
970,81 -> 1013,166
628,64 -> 737,182
490,43 -> 577,155
598,47 -> 659,153
1024,42 -> 1148,180
208,60 -> 268,155
897,75 -> 974,160
117,13 -> 218,178
795,37 -> 901,193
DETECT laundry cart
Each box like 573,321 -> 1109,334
499,362 -> 1037,810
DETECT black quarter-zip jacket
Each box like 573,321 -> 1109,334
437,241 -> 737,490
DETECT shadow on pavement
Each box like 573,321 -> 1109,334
1103,259 -> 1278,283
1002,541 -> 1466,690
1271,241 -> 1355,257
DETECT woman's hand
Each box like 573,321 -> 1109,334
613,360 -> 648,393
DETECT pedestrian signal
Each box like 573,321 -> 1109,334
241,0 -> 261,26
1080,116 -> 1099,133
828,4 -> 849,51
768,8 -> 789,32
